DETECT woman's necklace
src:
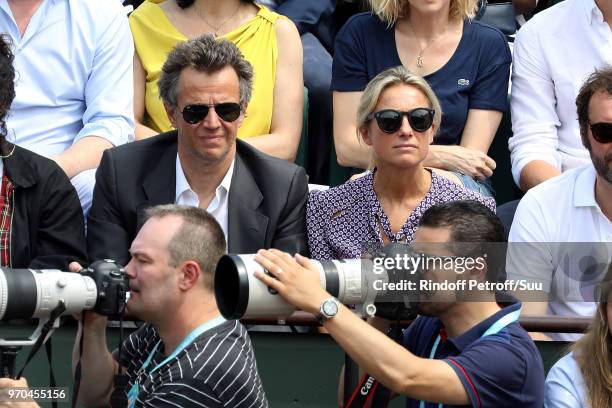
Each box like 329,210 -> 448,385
406,22 -> 451,69
195,2 -> 242,36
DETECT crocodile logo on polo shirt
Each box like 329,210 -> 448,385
458,79 -> 470,86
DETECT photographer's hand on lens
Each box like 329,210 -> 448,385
68,262 -> 82,273
0,377 -> 40,408
68,262 -> 107,328
254,249 -> 330,315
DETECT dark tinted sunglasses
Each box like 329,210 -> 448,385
366,108 -> 435,134
589,122 -> 612,144
181,102 -> 242,124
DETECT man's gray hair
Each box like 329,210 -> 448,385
158,34 -> 254,108
145,204 -> 226,290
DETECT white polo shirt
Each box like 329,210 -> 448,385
507,165 -> 612,340
175,154 -> 234,240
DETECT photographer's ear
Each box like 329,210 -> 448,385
179,261 -> 201,291
466,261 -> 487,283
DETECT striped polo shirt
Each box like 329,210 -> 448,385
118,320 -> 268,407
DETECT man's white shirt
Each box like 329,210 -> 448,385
175,155 -> 234,241
509,0 -> 612,185
508,165 -> 612,340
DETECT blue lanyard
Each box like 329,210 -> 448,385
418,308 -> 521,408
127,315 -> 226,407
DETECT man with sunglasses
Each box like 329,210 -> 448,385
507,67 -> 612,340
87,34 -> 309,266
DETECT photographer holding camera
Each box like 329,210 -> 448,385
0,204 -> 267,407
254,201 -> 545,407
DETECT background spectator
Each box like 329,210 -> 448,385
332,0 -> 510,196
545,268 -> 612,408
507,66 -> 612,341
0,0 -> 134,215
509,0 -> 612,191
0,33 -> 86,270
130,0 -> 303,161
258,0 -> 336,183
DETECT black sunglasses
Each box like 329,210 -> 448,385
181,102 -> 242,124
366,108 -> 435,134
589,122 -> 612,144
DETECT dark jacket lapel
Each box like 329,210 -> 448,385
227,152 -> 268,253
138,138 -> 177,229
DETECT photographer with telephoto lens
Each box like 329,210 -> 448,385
1,205 -> 267,408
255,201 -> 545,408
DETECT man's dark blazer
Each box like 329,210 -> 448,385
87,131 -> 308,266
2,141 -> 87,270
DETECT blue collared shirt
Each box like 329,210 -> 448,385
544,352 -> 588,408
402,301 -> 545,407
0,0 -> 134,157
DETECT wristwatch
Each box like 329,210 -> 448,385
316,297 -> 340,323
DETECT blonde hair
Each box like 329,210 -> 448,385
572,266 -> 612,408
368,0 -> 479,25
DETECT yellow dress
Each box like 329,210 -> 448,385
129,0 -> 282,138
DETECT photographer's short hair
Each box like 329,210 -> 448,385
576,66 -> 612,149
0,34 -> 15,140
419,200 -> 505,281
419,200 -> 503,242
158,34 -> 254,109
146,205 -> 226,290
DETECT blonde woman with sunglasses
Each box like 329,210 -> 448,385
332,0 -> 511,196
308,66 -> 495,260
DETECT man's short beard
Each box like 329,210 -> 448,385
591,150 -> 612,184
418,299 -> 455,317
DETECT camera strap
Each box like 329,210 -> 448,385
71,313 -> 86,408
345,316 -> 406,408
344,374 -> 381,408
45,340 -> 58,408
15,302 -> 65,408
15,301 -> 65,379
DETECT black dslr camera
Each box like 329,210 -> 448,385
80,259 -> 129,317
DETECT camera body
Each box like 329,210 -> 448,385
80,260 -> 129,317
